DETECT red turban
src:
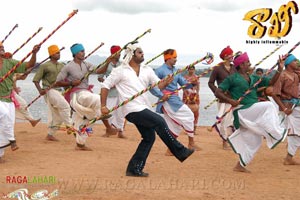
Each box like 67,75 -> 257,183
110,45 -> 121,55
219,46 -> 233,60
4,52 -> 12,59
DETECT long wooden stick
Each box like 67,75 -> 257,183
84,42 -> 105,59
12,27 -> 43,56
24,47 -> 69,109
25,43 -> 108,109
79,54 -> 213,133
0,10 -> 78,84
1,24 -> 18,43
203,46 -> 283,110
145,51 -> 164,65
209,41 -> 300,132
151,54 -> 217,107
24,47 -> 65,78
63,28 -> 152,95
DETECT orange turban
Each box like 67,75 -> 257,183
220,46 -> 233,60
48,45 -> 60,56
164,50 -> 177,61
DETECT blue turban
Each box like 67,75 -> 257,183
284,54 -> 297,66
70,43 -> 84,55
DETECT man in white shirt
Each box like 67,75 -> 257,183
100,44 -> 194,177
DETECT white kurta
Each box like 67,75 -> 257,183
162,102 -> 194,137
106,96 -> 125,131
0,102 -> 15,157
71,90 -> 100,145
215,102 -> 234,140
228,101 -> 287,167
283,106 -> 300,156
45,89 -> 72,135
14,92 -> 35,121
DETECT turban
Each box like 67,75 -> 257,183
70,43 -> 84,55
284,54 -> 297,66
4,52 -> 12,59
164,50 -> 177,61
123,43 -> 140,64
48,45 -> 60,56
110,45 -> 121,55
220,46 -> 233,60
233,52 -> 249,67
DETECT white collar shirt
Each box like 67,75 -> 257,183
101,63 -> 160,117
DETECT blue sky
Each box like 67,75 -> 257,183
2,0 -> 300,68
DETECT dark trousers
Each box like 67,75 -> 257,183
125,109 -> 189,173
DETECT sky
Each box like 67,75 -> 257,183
2,0 -> 300,68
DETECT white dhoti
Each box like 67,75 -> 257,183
107,96 -> 125,131
283,106 -> 300,156
15,93 -> 35,121
215,102 -> 234,140
70,90 -> 100,145
45,89 -> 72,135
0,101 -> 16,157
162,102 -> 194,137
228,101 -> 287,167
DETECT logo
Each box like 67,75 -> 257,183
6,176 -> 56,185
244,1 -> 299,39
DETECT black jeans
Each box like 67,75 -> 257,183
125,109 -> 190,173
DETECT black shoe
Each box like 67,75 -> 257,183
126,170 -> 149,177
178,148 -> 194,162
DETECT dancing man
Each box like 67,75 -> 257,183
272,54 -> 300,165
100,44 -> 194,177
215,52 -> 288,173
0,42 -> 40,163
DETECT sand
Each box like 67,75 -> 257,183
0,122 -> 299,200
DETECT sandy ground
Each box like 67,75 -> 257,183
0,122 -> 300,200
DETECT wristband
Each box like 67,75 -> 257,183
101,105 -> 107,109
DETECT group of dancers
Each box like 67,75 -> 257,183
1,41 -> 299,176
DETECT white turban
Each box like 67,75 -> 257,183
123,43 -> 140,64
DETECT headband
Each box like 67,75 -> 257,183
164,50 -> 177,61
123,43 -> 140,64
